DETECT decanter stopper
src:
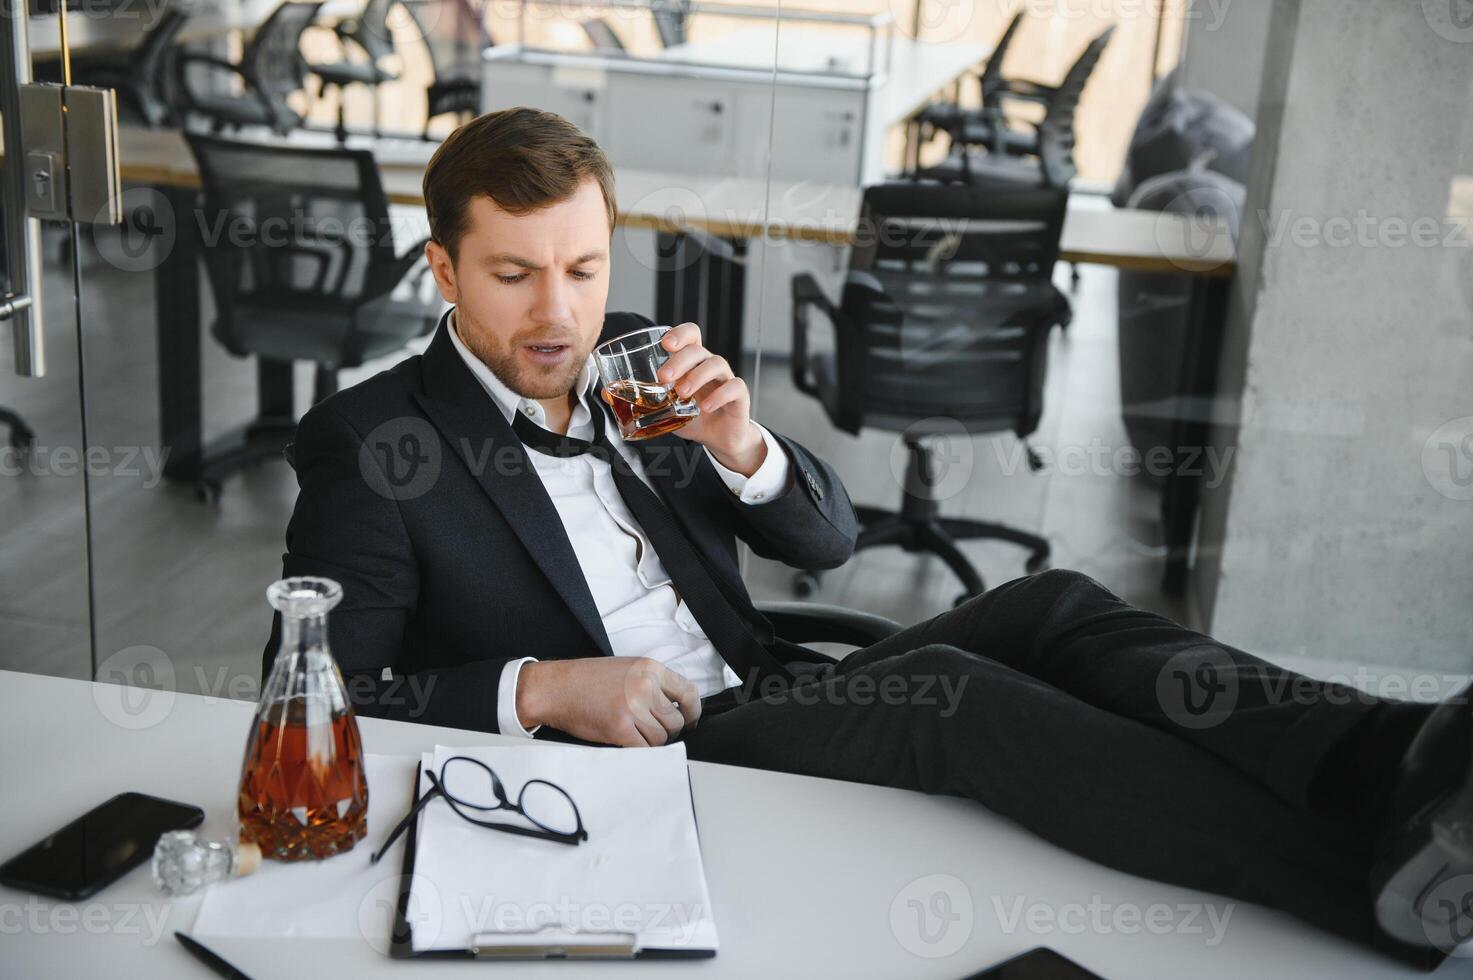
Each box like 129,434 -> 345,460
151,830 -> 261,896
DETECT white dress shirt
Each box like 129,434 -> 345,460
447,312 -> 792,736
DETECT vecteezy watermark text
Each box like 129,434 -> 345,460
0,443 -> 169,487
993,894 -> 1235,946
0,898 -> 171,945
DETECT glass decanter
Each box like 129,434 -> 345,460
237,577 -> 369,861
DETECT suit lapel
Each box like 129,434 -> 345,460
413,312 -> 614,659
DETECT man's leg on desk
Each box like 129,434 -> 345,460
683,570 -> 1443,966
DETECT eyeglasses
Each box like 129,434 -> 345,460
370,756 -> 588,864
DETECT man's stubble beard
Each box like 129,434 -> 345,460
457,308 -> 594,401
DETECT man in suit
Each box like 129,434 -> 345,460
267,108 -> 1471,967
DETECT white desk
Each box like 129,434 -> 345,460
110,126 -> 1236,275
0,670 -> 1447,977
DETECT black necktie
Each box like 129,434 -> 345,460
512,393 -> 792,686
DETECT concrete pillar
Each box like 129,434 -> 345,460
1195,0 -> 1473,671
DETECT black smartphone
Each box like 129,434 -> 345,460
964,947 -> 1107,980
0,792 -> 204,900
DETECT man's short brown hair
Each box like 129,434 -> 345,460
422,107 -> 617,262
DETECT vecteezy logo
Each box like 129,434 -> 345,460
889,418 -> 975,502
1423,0 -> 1473,41
92,645 -> 177,730
1156,646 -> 1239,730
1154,187 -> 1237,270
1422,416 -> 1473,501
359,417 -> 442,501
887,0 -> 972,43
620,184 -> 711,274
357,873 -> 442,956
890,873 -> 973,958
93,187 -> 176,273
1421,873 -> 1473,956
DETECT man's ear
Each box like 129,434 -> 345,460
425,240 -> 458,304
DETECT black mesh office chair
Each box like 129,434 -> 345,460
54,8 -> 189,128
183,134 -> 441,491
790,182 -> 1070,603
917,25 -> 1116,189
581,18 -> 627,53
404,0 -> 493,139
907,10 -> 1024,171
175,0 -> 323,135
310,0 -> 402,141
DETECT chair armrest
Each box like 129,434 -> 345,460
757,601 -> 903,649
174,52 -> 289,133
790,271 -> 839,398
358,236 -> 432,303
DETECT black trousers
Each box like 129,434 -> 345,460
683,569 -> 1436,966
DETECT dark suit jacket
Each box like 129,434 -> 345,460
263,309 -> 859,734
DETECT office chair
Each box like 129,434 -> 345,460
175,1 -> 323,136
916,26 -> 1116,189
51,8 -> 189,128
581,18 -> 627,53
404,0 -> 494,139
790,181 -> 1070,604
651,0 -> 691,48
310,0 -> 402,142
183,133 -> 441,496
907,10 -> 1024,173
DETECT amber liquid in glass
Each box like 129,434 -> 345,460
237,710 -> 368,861
602,379 -> 695,440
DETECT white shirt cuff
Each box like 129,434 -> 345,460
704,422 -> 792,505
496,657 -> 541,738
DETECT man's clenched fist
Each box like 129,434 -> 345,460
516,656 -> 702,746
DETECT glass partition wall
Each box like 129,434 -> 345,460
0,6 -> 94,684
1,0 -> 793,701
6,0 -> 1471,708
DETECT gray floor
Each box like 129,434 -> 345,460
0,223 -> 1183,696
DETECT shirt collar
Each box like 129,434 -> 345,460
447,308 -> 597,434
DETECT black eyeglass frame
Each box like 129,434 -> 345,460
371,755 -> 588,864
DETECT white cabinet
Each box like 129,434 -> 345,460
480,60 -> 605,140
481,49 -> 871,184
602,76 -> 736,177
742,85 -> 867,185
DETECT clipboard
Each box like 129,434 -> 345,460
389,760 -> 718,961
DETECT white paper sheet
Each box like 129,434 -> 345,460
407,742 -> 718,954
192,753 -> 422,948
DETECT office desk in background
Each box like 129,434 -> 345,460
0,669 -> 1448,978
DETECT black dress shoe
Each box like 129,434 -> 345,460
1370,682 -> 1473,954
